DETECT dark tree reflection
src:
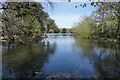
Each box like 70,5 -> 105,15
73,38 -> 120,78
2,42 -> 56,78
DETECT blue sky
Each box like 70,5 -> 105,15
42,2 -> 97,28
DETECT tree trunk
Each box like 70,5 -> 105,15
117,2 -> 120,39
117,16 -> 120,39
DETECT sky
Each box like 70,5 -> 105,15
42,2 -> 97,28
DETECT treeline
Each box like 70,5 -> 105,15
72,2 -> 120,39
47,27 -> 72,33
0,2 -> 59,43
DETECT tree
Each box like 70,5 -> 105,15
45,18 -> 59,33
62,28 -> 67,33
46,18 -> 55,33
72,16 -> 92,38
1,2 -> 50,43
79,2 -> 120,39
72,2 -> 120,39
53,27 -> 60,33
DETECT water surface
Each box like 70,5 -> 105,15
2,34 -> 120,78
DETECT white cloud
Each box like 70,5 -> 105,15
50,14 -> 89,28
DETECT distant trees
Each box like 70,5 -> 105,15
62,28 -> 67,33
53,27 -> 60,33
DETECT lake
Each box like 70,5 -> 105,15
2,34 -> 120,79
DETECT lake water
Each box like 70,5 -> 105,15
2,34 -> 120,79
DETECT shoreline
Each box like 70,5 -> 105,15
75,36 -> 118,43
0,35 -> 48,42
0,35 -> 119,43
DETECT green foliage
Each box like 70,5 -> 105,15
46,18 -> 55,33
23,15 -> 41,40
114,40 -> 117,43
106,21 -> 111,25
72,16 -> 91,38
73,2 -> 120,39
53,28 -> 60,33
91,2 -> 94,6
1,2 -> 52,43
62,28 -> 67,33
46,18 -> 60,33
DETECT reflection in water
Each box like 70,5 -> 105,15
2,42 -> 56,78
73,38 -> 120,78
2,35 -> 120,78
